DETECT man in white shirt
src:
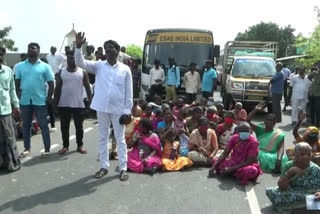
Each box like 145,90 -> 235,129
183,62 -> 201,104
46,46 -> 66,74
149,59 -> 165,97
75,32 -> 133,181
291,67 -> 312,125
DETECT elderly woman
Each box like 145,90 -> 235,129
127,118 -> 162,175
188,117 -> 219,166
247,103 -> 288,172
208,122 -> 262,185
287,111 -> 320,165
158,109 -> 193,171
266,142 -> 320,213
232,102 -> 247,125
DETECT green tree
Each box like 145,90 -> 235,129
0,26 -> 18,51
126,44 -> 142,59
295,24 -> 320,68
235,22 -> 296,58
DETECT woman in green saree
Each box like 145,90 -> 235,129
266,142 -> 320,213
247,103 -> 288,172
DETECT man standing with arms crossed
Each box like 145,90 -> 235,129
75,32 -> 133,181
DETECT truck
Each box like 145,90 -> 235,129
219,41 -> 278,111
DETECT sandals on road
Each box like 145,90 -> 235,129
94,168 -> 108,179
119,170 -> 129,181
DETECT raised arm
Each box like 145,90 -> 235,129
74,32 -> 98,73
247,103 -> 266,132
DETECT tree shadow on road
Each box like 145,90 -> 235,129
0,174 -> 118,213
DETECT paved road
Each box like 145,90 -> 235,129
0,91 -> 304,214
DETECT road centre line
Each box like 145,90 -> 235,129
245,183 -> 262,214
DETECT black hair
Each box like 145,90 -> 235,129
311,67 -> 318,72
139,118 -> 153,132
28,42 -> 40,50
154,59 -> 160,64
193,106 -> 203,114
225,111 -> 235,118
189,62 -> 196,67
104,40 -> 120,51
66,50 -> 75,56
199,116 -> 209,125
265,113 -> 276,121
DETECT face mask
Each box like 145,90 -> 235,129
199,125 -> 208,134
224,117 -> 233,124
207,113 -> 214,120
239,132 -> 250,141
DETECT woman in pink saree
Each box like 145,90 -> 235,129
127,118 -> 162,175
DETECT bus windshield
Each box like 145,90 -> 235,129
231,58 -> 276,78
144,43 -> 213,70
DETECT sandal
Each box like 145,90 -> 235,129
119,170 -> 129,181
93,168 -> 108,179
77,146 -> 87,154
19,150 -> 30,159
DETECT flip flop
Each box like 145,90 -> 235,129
93,168 -> 108,179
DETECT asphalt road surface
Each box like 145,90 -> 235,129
0,91 -> 307,214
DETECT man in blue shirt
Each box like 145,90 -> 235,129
16,43 -> 54,158
201,60 -> 217,99
165,57 -> 180,102
270,62 -> 284,123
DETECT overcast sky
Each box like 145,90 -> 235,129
1,0 -> 319,53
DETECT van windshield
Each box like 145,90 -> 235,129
231,59 -> 276,78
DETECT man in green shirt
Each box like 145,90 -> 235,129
308,66 -> 320,127
0,47 -> 21,171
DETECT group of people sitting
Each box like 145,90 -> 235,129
110,95 -> 320,212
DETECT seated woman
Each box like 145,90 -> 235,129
158,109 -> 193,171
186,107 -> 204,134
141,103 -> 155,120
208,122 -> 262,185
287,111 -> 320,165
216,103 -> 225,120
266,142 -> 320,213
174,108 -> 190,157
152,109 -> 163,131
127,118 -> 162,175
247,103 -> 288,172
215,111 -> 237,150
110,114 -> 140,160
206,107 -> 221,130
173,97 -> 187,117
232,102 -> 247,125
188,117 -> 218,167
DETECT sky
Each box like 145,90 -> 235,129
1,0 -> 319,53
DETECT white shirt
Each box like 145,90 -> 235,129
291,74 -> 312,99
46,53 -> 66,74
150,67 -> 165,85
75,48 -> 133,115
183,71 -> 201,94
